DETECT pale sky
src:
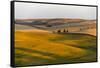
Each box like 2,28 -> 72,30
15,2 -> 97,20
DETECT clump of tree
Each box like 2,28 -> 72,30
55,29 -> 69,34
63,29 -> 68,33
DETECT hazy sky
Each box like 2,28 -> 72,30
15,2 -> 96,20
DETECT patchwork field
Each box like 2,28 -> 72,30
15,30 -> 97,66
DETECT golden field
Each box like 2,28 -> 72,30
15,29 -> 97,66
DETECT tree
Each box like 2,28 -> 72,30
63,29 -> 66,33
66,30 -> 68,32
57,30 -> 61,33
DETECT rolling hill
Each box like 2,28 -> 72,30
15,18 -> 96,35
15,30 -> 97,66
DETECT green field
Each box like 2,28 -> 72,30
15,30 -> 97,66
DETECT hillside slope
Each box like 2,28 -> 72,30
15,30 -> 97,66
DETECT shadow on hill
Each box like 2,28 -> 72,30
15,47 -> 97,66
55,32 -> 96,37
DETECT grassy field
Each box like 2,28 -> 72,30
15,30 -> 97,66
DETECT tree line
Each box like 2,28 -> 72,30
52,29 -> 69,33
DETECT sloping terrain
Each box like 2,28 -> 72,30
15,18 -> 96,36
15,30 -> 97,66
15,24 -> 36,30
77,28 -> 96,36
